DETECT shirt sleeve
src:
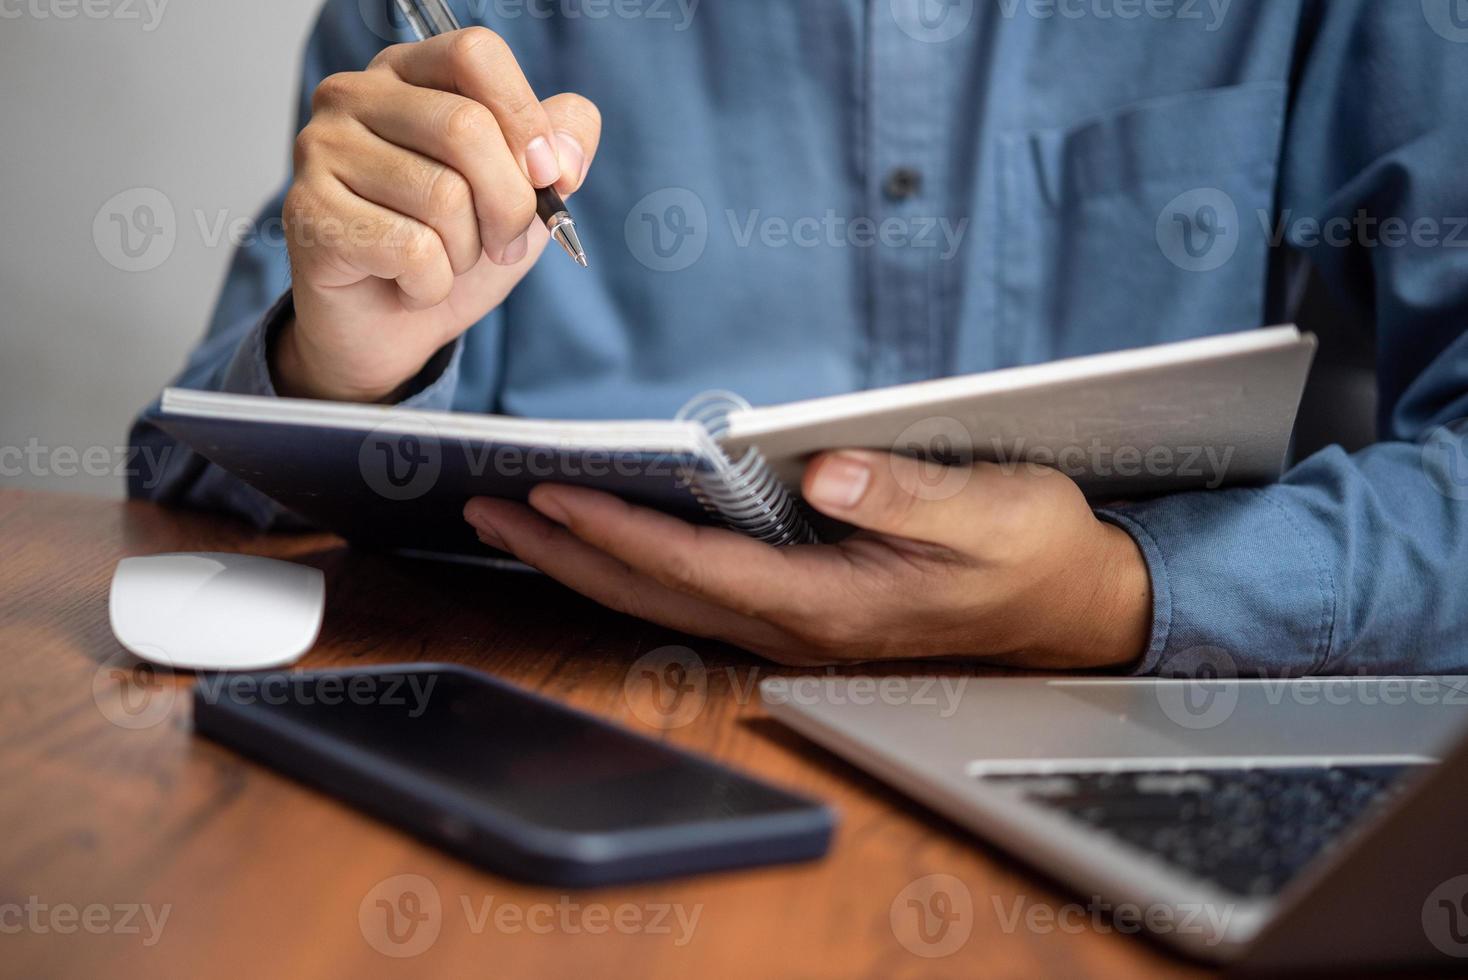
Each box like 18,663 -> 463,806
126,0 -> 466,528
1100,0 -> 1468,677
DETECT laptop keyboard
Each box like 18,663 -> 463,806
980,765 -> 1424,898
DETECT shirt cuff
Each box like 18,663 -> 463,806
219,289 -> 465,411
1096,487 -> 1336,678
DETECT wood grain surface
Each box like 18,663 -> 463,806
0,489 -> 1209,979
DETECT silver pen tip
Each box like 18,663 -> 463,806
551,221 -> 588,269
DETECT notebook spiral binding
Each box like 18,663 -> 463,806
676,391 -> 818,547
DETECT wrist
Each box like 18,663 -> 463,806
1033,521 -> 1152,670
269,316 -> 411,404
268,314 -> 312,398
1084,522 -> 1153,668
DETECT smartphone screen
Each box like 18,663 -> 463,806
194,664 -> 833,884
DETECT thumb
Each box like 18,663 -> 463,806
801,450 -> 984,544
541,93 -> 601,197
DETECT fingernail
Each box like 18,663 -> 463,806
531,491 -> 569,525
502,228 -> 529,265
524,136 -> 561,187
554,131 -> 586,187
465,503 -> 506,549
807,455 -> 871,510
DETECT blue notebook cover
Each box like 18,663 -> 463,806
149,327 -> 1316,559
149,390 -> 815,560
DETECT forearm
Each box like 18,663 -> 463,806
1101,434 -> 1468,677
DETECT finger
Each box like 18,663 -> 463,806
322,123 -> 483,276
802,450 -> 1026,547
284,174 -> 454,310
319,71 -> 536,263
371,28 -> 563,188
463,498 -> 786,648
540,93 -> 601,196
519,484 -> 838,620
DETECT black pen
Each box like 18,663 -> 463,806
392,0 -> 589,268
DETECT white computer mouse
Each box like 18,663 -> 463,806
109,553 -> 325,671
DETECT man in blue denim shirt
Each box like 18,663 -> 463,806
131,0 -> 1468,675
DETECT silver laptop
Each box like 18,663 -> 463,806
761,675 -> 1468,969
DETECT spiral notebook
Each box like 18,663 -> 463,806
151,325 -> 1316,559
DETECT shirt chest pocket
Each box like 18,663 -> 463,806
994,82 -> 1287,365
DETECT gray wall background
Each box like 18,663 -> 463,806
1,2 -> 323,496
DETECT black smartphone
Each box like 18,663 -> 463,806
192,664 -> 834,886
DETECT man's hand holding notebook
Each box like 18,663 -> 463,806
154,326 -> 1315,667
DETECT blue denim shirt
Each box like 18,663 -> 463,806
131,0 -> 1468,677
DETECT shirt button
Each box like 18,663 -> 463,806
883,167 -> 923,201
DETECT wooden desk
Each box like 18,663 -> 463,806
0,489 -> 1206,978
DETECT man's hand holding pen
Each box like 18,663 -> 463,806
274,27 -> 600,403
